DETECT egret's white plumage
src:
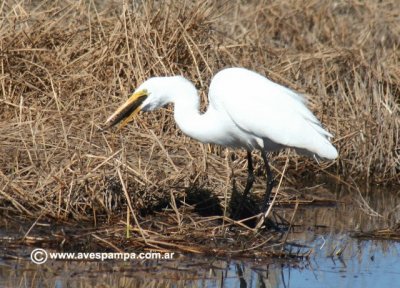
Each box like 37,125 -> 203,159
105,67 -> 338,212
107,67 -> 337,160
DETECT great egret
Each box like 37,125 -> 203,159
105,67 -> 338,212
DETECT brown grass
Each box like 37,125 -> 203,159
353,224 -> 400,241
0,0 -> 399,255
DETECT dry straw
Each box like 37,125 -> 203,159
0,1 -> 399,255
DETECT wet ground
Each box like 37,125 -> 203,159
1,185 -> 399,287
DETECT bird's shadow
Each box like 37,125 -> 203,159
185,184 -> 280,230
229,181 -> 260,228
185,187 -> 223,217
229,180 -> 286,230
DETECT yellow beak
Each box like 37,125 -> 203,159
104,90 -> 148,131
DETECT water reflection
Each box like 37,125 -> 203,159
1,186 -> 399,287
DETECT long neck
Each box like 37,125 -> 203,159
164,77 -> 217,144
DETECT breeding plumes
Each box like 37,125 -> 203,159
105,68 -> 338,212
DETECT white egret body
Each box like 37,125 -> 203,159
105,67 -> 338,212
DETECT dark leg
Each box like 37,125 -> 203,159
261,151 -> 275,211
230,151 -> 255,221
243,151 -> 254,198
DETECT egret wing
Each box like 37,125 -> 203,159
209,68 -> 336,158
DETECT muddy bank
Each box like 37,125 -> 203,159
1,185 -> 399,287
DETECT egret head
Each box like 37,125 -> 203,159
104,77 -> 174,130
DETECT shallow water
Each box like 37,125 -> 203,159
1,186 -> 399,287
